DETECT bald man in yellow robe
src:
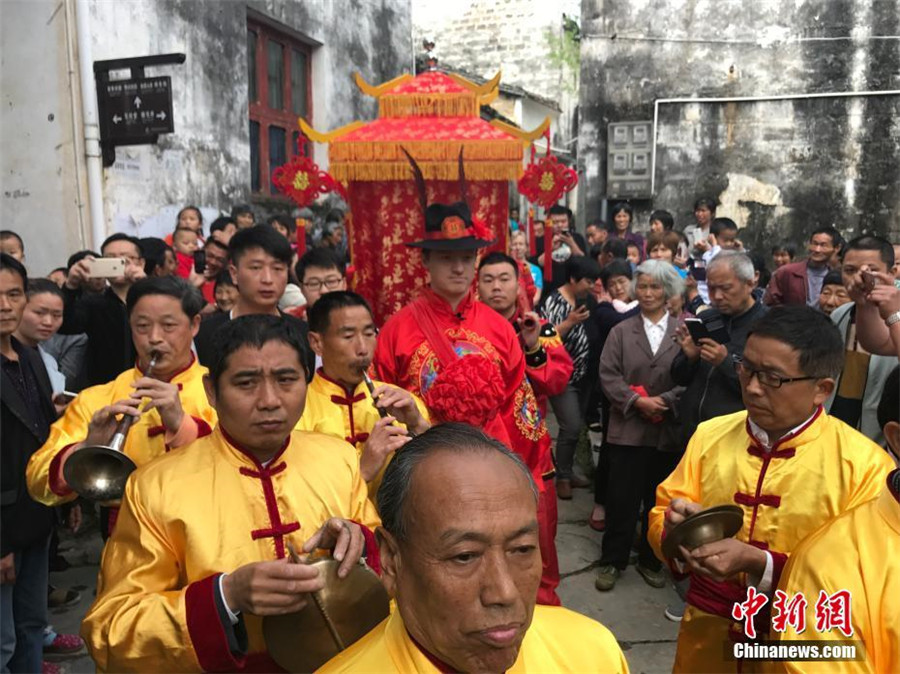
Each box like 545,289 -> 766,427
81,315 -> 381,672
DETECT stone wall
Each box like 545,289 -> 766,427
579,0 -> 900,245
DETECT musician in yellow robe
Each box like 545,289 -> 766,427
81,315 -> 381,673
648,307 -> 894,674
318,423 -> 629,674
770,368 -> 899,674
26,277 -> 217,531
297,292 -> 429,494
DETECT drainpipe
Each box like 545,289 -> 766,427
650,89 -> 900,195
74,0 -> 106,249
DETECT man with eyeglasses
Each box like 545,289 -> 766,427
59,233 -> 146,386
648,305 -> 894,674
295,247 -> 347,313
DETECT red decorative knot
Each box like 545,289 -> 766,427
425,354 -> 504,427
272,154 -> 346,207
470,215 -> 491,241
517,154 -> 578,209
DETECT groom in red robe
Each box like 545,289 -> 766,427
373,174 -> 525,448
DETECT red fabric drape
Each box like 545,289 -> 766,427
348,180 -> 508,325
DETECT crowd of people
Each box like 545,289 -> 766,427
0,186 -> 898,674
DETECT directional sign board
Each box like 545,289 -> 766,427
99,76 -> 174,144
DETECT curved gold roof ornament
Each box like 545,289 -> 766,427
353,72 -> 414,98
478,87 -> 500,106
298,118 -> 366,143
489,117 -> 552,146
447,70 -> 501,96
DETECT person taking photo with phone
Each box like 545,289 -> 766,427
58,234 -> 146,386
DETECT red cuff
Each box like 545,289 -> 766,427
49,444 -> 76,497
769,551 -> 789,589
351,521 -> 381,576
193,416 -> 213,438
185,574 -> 246,672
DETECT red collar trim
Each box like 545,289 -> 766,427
407,630 -> 458,674
220,426 -> 291,470
315,367 -> 364,397
421,287 -> 474,317
745,406 -> 823,456
135,353 -> 196,382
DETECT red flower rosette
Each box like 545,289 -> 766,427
470,215 -> 492,241
517,154 -> 578,209
425,354 -> 505,427
272,155 -> 344,207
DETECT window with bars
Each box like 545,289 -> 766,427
247,20 -> 312,196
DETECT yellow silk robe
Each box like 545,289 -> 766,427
317,604 -> 629,673
296,371 -> 429,495
26,358 -> 216,506
770,470 -> 899,674
81,427 -> 381,673
648,408 -> 894,674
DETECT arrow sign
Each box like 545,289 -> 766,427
112,114 -> 122,124
134,96 -> 142,108
155,111 -> 166,120
100,75 -> 173,143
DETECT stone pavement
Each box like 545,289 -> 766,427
47,486 -> 678,674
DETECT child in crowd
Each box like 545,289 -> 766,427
171,228 -> 199,279
771,240 -> 797,268
213,269 -> 238,313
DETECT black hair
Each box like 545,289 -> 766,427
214,269 -> 235,290
230,203 -> 254,218
101,233 -> 143,258
610,202 -> 634,223
693,197 -> 717,212
822,269 -> 844,287
49,267 -> 67,276
295,247 -> 343,283
66,249 -> 99,272
771,241 -> 797,258
477,251 -> 519,277
601,238 -> 628,260
125,276 -> 205,319
842,235 -> 895,267
810,226 -> 842,249
586,220 -> 609,232
649,210 -> 675,231
307,291 -> 373,334
139,237 -> 174,276
0,252 -> 28,290
176,205 -> 204,230
376,423 -> 536,542
325,209 -> 345,224
25,277 -> 64,301
748,252 -> 771,289
710,217 -> 738,236
747,305 -> 844,379
589,243 -> 604,260
228,225 -> 293,267
565,255 -> 601,283
209,216 -> 236,235
599,259 -> 633,286
0,230 -> 24,251
209,314 -> 310,390
267,214 -> 294,235
547,204 -> 572,221
877,367 -> 899,429
204,236 -> 229,253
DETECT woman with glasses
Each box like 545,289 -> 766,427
595,260 -> 685,593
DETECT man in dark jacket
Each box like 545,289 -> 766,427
59,233 -> 146,386
1,254 -> 56,673
671,251 -> 768,443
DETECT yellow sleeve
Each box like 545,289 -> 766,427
648,431 -> 704,563
769,516 -> 874,674
348,452 -> 382,533
81,473 -> 210,673
26,390 -> 94,506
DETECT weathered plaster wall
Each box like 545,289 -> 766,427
412,0 -> 580,144
579,0 -> 900,244
0,0 -> 411,273
1,1 -> 88,274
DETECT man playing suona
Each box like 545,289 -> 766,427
81,315 -> 380,672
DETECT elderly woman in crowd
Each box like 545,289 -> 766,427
595,259 -> 685,593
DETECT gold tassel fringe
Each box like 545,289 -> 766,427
330,161 -> 523,182
330,139 -> 522,163
379,94 -> 478,118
